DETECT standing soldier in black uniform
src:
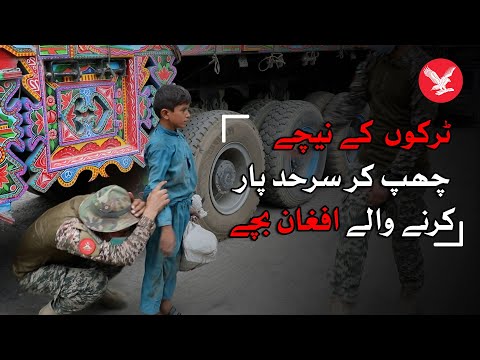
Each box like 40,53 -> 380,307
329,45 -> 439,314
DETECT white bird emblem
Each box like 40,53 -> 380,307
423,65 -> 456,95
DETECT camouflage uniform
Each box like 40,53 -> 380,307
329,46 -> 439,303
13,185 -> 156,314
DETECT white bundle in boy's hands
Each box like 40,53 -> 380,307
191,194 -> 208,219
180,194 -> 217,271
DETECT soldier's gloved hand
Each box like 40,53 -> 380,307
367,181 -> 390,207
131,199 -> 146,218
128,192 -> 147,217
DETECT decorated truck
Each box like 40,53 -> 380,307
0,45 -> 366,238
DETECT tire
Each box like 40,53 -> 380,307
240,99 -> 281,130
324,104 -> 370,178
360,103 -> 370,122
304,91 -> 335,113
322,92 -> 351,127
181,110 -> 265,240
324,122 -> 358,178
188,107 -> 205,117
259,100 -> 327,208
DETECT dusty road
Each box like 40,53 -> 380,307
1,127 -> 479,315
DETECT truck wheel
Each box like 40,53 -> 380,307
240,99 -> 281,130
324,119 -> 360,178
188,107 -> 205,117
181,110 -> 265,240
259,100 -> 327,208
324,103 -> 370,178
322,92 -> 351,127
304,91 -> 335,113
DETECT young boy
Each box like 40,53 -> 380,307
140,84 -> 197,315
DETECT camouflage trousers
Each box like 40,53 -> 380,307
329,161 -> 426,303
19,261 -> 123,314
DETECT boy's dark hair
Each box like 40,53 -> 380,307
153,84 -> 191,118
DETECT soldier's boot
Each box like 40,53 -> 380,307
38,301 -> 59,315
329,296 -> 355,315
98,288 -> 128,309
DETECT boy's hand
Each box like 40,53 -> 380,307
190,208 -> 200,218
160,225 -> 176,256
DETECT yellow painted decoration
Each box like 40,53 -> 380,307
58,159 -> 133,187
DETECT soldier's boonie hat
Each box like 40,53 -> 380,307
79,185 -> 139,233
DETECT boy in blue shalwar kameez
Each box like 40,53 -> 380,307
140,84 -> 197,315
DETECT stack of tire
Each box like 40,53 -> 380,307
180,94 -> 367,240
181,109 -> 264,240
181,99 -> 328,239
304,91 -> 370,179
241,99 -> 327,209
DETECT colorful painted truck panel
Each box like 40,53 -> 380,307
0,44 -> 347,225
0,45 -> 183,221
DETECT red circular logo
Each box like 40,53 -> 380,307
78,238 -> 96,255
419,58 -> 463,103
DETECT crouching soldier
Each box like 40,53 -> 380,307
12,182 -> 169,315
